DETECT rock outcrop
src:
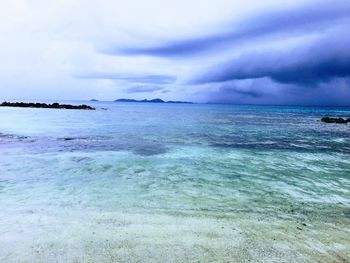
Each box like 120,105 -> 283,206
0,101 -> 95,110
321,117 -> 349,124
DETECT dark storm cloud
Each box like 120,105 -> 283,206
217,85 -> 263,99
77,73 -> 176,84
193,31 -> 350,85
111,1 -> 350,57
95,0 -> 350,106
204,78 -> 350,106
201,78 -> 274,104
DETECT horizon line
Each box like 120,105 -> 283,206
1,98 -> 350,108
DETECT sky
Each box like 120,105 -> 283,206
1,0 -> 350,105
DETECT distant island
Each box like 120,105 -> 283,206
114,98 -> 193,104
0,101 -> 95,110
90,99 -> 99,101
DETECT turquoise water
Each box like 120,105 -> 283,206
0,102 -> 349,262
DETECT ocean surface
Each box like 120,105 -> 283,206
0,102 -> 349,262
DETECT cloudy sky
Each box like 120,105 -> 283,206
1,0 -> 349,105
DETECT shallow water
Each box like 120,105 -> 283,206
0,102 -> 349,262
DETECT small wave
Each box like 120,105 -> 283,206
57,135 -> 112,141
0,132 -> 29,140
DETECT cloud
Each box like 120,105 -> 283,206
77,73 -> 176,84
127,85 -> 165,93
192,30 -> 350,85
213,84 -> 264,100
203,77 -> 350,106
1,0 -> 349,105
113,1 -> 350,57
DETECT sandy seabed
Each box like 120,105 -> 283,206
1,208 -> 349,263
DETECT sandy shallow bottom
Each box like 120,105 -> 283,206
1,208 -> 349,263
0,149 -> 349,263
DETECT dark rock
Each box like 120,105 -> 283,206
51,102 -> 60,108
321,117 -> 348,124
0,101 -> 95,110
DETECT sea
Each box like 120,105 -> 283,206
0,101 -> 349,262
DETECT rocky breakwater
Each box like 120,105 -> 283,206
0,101 -> 95,110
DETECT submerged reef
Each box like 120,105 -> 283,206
321,117 -> 350,124
0,101 -> 95,110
